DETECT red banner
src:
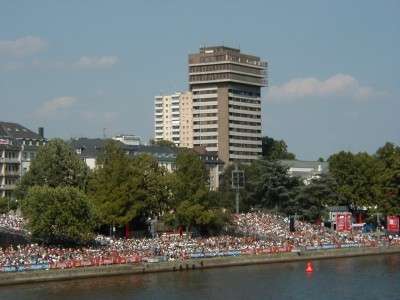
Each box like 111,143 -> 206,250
387,216 -> 399,232
336,213 -> 353,232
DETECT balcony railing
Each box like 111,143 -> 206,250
0,184 -> 16,190
0,157 -> 20,163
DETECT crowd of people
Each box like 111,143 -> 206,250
0,214 -> 27,234
0,212 -> 398,269
232,212 -> 383,248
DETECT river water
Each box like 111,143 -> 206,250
0,253 -> 399,300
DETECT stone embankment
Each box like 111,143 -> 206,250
1,245 -> 399,286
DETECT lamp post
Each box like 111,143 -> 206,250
232,164 -> 245,214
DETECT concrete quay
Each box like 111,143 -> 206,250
1,245 -> 399,286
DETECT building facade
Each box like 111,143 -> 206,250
0,122 -> 46,199
188,46 -> 267,165
154,92 -> 193,148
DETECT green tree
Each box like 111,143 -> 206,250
175,200 -> 209,232
374,142 -> 400,215
15,138 -> 91,200
131,153 -> 173,220
0,197 -> 17,213
262,137 -> 295,161
21,185 -> 99,245
168,149 -> 210,231
262,136 -> 275,158
88,140 -> 142,229
205,207 -> 233,235
288,174 -> 344,223
149,139 -> 176,148
328,151 -> 383,213
246,158 -> 302,214
172,149 -> 209,206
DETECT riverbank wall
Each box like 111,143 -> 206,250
1,245 -> 399,286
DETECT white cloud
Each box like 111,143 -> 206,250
0,36 -> 47,56
265,74 -> 386,102
73,56 -> 118,69
36,97 -> 77,116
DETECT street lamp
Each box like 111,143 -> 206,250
232,164 -> 245,214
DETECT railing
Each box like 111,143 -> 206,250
0,158 -> 20,163
0,184 -> 16,190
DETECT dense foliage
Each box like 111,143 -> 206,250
0,197 -> 17,213
21,185 -> 99,245
88,140 -> 142,228
166,149 -> 212,233
262,136 -> 296,160
328,143 -> 400,216
287,174 -> 344,223
15,138 -> 91,200
374,142 -> 400,216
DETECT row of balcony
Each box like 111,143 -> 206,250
0,171 -> 20,176
0,158 -> 20,163
0,184 -> 16,190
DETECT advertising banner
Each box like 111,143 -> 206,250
336,213 -> 353,232
387,216 -> 399,232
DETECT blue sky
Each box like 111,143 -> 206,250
0,0 -> 399,161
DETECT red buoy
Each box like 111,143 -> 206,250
306,262 -> 314,272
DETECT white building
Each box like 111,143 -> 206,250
0,122 -> 46,199
154,92 -> 193,148
279,160 -> 329,185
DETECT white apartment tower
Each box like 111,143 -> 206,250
154,92 -> 193,147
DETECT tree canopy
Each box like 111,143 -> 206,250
288,174 -> 344,223
88,140 -> 174,230
262,136 -> 296,160
171,149 -> 209,206
374,142 -> 400,215
21,185 -> 99,245
15,138 -> 91,200
328,151 -> 384,213
165,149 -> 212,232
149,139 -> 176,148
245,159 -> 302,213
88,140 -> 143,228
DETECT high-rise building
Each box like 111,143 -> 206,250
188,46 -> 267,165
154,92 -> 193,148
